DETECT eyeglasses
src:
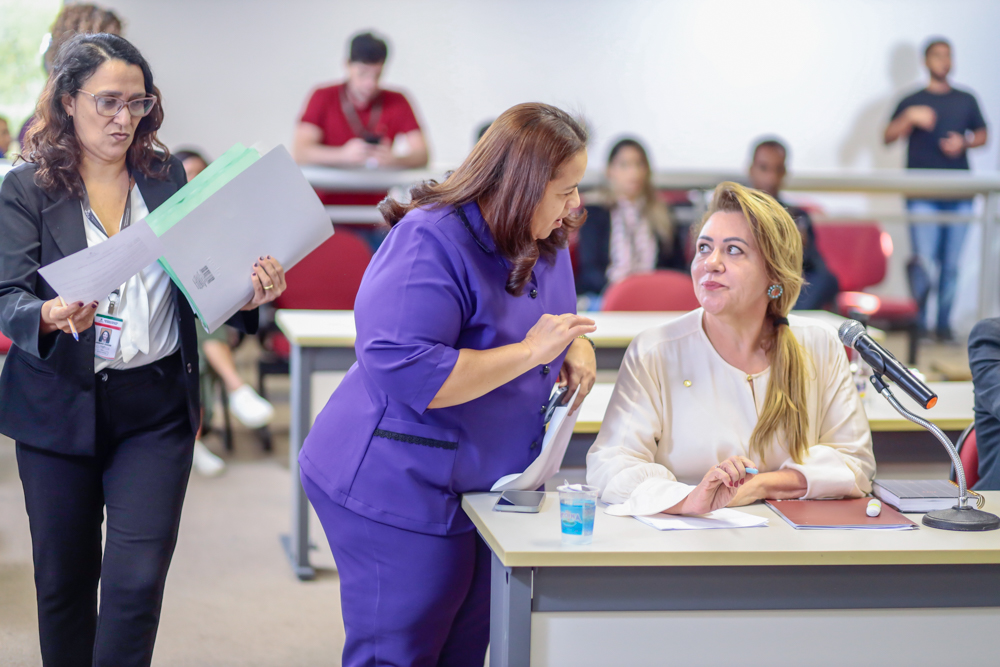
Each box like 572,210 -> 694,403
77,90 -> 158,118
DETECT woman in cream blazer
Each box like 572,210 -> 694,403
587,182 -> 875,517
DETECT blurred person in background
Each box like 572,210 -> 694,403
748,138 -> 839,310
293,31 -> 428,173
18,3 -> 124,149
174,148 -> 276,477
292,30 -> 428,249
884,38 -> 988,340
575,138 -> 684,310
0,116 -> 11,158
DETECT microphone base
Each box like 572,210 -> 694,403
922,505 -> 1000,531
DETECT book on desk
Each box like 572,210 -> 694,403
872,479 -> 967,513
765,498 -> 917,530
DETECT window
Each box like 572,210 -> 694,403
0,0 -> 64,157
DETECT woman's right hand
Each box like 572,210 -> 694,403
522,313 -> 596,365
671,455 -> 758,515
40,298 -> 98,335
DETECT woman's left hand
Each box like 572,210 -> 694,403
242,255 -> 287,310
558,337 -> 597,414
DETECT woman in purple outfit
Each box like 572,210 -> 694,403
300,103 -> 597,665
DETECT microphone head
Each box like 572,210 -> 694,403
838,319 -> 866,347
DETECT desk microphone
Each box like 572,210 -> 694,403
838,320 -> 938,409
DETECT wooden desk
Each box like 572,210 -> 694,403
275,308 -> 898,580
464,491 -> 1000,666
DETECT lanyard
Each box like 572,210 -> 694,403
82,175 -> 134,315
339,84 -> 384,142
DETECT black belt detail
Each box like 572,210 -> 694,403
373,428 -> 458,451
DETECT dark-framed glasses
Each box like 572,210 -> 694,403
77,90 -> 158,118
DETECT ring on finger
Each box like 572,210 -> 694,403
263,283 -> 274,290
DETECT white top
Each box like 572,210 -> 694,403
586,309 -> 876,517
85,185 -> 179,372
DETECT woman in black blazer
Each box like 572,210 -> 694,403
0,34 -> 286,666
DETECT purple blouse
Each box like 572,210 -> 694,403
300,202 -> 577,536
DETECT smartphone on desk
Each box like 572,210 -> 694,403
493,490 -> 545,513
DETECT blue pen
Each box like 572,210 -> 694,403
745,467 -> 759,475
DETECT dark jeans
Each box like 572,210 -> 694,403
16,351 -> 195,667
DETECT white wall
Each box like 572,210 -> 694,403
101,0 -> 1000,175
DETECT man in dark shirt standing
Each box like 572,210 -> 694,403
884,38 -> 988,340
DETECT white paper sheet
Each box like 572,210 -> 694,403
628,507 -> 769,531
491,386 -> 582,492
157,146 -> 333,332
37,221 -> 165,304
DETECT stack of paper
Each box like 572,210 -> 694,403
490,386 -> 582,492
631,508 -> 769,531
150,144 -> 332,332
872,479 -> 962,513
39,144 -> 333,333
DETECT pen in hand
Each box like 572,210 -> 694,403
58,296 -> 79,342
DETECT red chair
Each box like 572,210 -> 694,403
813,222 -> 920,364
952,425 -> 980,489
256,229 -> 373,446
0,332 -> 12,355
601,270 -> 701,312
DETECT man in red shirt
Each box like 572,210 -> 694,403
293,32 -> 428,177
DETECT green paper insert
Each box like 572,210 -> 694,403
146,143 -> 262,329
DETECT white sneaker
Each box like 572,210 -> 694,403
193,440 -> 226,477
228,384 -> 275,429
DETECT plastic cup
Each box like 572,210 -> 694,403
558,483 -> 599,545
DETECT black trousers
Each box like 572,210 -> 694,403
16,351 -> 195,667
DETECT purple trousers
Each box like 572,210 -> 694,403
302,472 -> 491,667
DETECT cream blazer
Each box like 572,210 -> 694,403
586,309 -> 876,516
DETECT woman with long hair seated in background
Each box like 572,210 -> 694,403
575,138 -> 685,310
587,182 -> 875,517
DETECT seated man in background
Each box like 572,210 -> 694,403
292,31 -> 428,177
0,116 -> 10,158
175,149 -> 276,476
748,138 -> 839,310
968,318 -> 1000,489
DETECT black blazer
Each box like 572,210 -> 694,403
969,317 -> 1000,490
0,158 -> 258,456
575,204 -> 687,295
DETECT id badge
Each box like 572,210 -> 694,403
94,314 -> 124,360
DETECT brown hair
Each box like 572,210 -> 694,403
700,182 -> 810,464
379,103 -> 588,295
24,33 -> 168,199
45,4 -> 124,73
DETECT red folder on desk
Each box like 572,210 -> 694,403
765,499 -> 918,530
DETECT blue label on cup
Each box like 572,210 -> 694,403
561,499 -> 595,536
